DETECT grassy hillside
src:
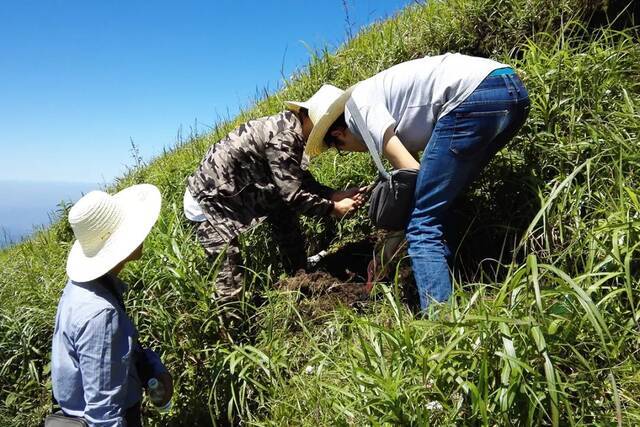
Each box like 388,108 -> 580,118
1,0 -> 639,425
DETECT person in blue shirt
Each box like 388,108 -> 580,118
51,184 -> 173,426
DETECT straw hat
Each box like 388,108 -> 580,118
66,184 -> 161,282
285,84 -> 353,157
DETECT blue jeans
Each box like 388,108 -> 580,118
406,71 -> 530,310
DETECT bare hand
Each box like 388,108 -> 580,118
331,186 -> 368,209
331,186 -> 364,201
331,198 -> 358,218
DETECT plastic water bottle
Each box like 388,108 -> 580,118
147,378 -> 172,413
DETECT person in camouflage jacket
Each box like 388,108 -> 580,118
185,88 -> 363,301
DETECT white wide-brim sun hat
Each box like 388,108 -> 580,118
285,84 -> 353,158
66,184 -> 161,283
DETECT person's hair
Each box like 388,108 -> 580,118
324,113 -> 347,148
298,107 -> 309,119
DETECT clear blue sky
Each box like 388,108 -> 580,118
0,0 -> 411,184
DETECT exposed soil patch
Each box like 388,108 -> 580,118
275,238 -> 379,319
277,271 -> 370,320
275,235 -> 421,319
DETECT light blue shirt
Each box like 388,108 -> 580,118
51,275 -> 165,427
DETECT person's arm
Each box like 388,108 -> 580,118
265,130 -> 337,217
299,155 -> 336,200
76,309 -> 130,427
382,127 -> 420,170
301,170 -> 335,199
299,155 -> 366,209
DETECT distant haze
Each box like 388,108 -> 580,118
0,180 -> 99,248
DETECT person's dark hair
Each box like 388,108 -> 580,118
298,107 -> 309,119
291,107 -> 309,124
324,113 -> 347,148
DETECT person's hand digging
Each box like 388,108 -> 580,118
331,186 -> 368,210
331,198 -> 358,217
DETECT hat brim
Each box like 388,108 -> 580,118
304,86 -> 354,158
284,101 -> 310,112
66,184 -> 162,282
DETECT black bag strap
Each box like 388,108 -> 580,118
346,98 -> 390,180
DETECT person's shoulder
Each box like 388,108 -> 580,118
270,110 -> 298,128
349,80 -> 376,105
228,114 -> 296,145
268,111 -> 303,138
63,281 -> 120,329
279,110 -> 296,121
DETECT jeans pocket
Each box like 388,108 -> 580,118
449,109 -> 509,157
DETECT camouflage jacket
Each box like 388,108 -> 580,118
187,111 -> 335,242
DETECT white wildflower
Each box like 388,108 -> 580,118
426,401 -> 443,411
618,234 -> 626,246
304,365 -> 315,375
472,337 -> 481,351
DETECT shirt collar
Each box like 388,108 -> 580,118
71,273 -> 127,298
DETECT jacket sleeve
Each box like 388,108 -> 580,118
265,130 -> 334,217
76,308 -> 130,427
299,155 -> 336,199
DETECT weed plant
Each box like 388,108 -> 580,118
1,0 -> 638,425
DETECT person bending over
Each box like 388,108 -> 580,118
185,86 -> 366,302
298,53 -> 530,310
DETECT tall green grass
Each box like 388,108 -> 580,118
228,22 -> 640,426
1,0 -> 638,425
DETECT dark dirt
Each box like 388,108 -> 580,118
276,271 -> 370,319
275,237 -> 377,319
275,235 -> 420,319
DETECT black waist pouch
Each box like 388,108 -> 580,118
368,168 -> 418,231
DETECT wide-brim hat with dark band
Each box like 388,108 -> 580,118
66,184 -> 161,282
285,84 -> 353,158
